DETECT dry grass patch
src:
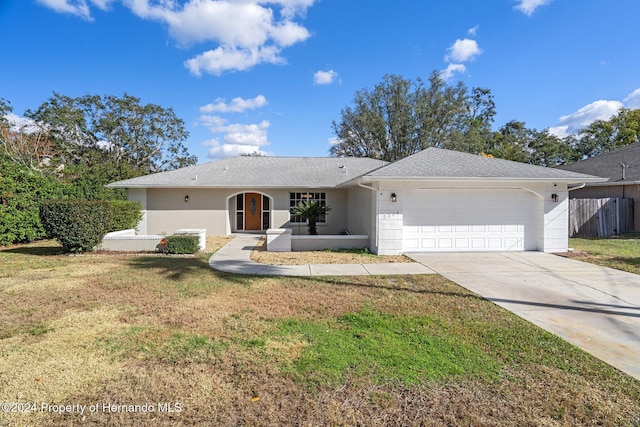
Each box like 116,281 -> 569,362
0,308 -> 128,426
250,237 -> 409,265
1,240 -> 639,426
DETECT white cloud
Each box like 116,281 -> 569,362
38,0 -> 314,75
200,95 -> 268,114
445,39 -> 482,63
439,63 -> 466,80
468,25 -> 479,36
36,0 -> 101,21
199,114 -> 271,159
546,125 -> 570,139
548,88 -> 640,137
36,0 -> 114,20
184,45 -> 286,76
128,0 -> 312,74
514,0 -> 552,16
204,140 -> 269,158
624,88 -> 640,109
548,100 -> 624,137
313,69 -> 338,85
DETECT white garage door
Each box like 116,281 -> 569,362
403,189 -> 538,252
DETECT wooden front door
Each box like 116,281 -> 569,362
244,193 -> 262,230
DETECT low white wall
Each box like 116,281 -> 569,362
98,228 -> 207,252
97,229 -> 164,252
291,235 -> 369,251
267,228 -> 292,252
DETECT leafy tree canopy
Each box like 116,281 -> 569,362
575,108 -> 640,159
24,92 -> 197,173
330,72 -> 640,166
330,72 -> 496,162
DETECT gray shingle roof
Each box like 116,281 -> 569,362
557,142 -> 640,183
107,156 -> 388,188
363,147 -> 603,182
108,148 -> 604,189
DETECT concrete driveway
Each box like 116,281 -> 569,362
407,251 -> 640,381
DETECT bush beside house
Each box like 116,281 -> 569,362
107,200 -> 143,232
39,200 -> 112,253
165,235 -> 200,254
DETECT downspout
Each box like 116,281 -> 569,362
568,183 -> 586,191
358,182 -> 379,251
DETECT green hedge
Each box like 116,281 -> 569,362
0,156 -> 72,245
107,200 -> 143,232
165,235 -> 199,254
39,200 -> 112,253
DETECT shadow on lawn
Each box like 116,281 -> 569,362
0,245 -> 65,256
609,256 -> 640,267
127,255 -> 250,284
293,274 -> 486,301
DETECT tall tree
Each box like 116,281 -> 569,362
25,92 -> 196,173
575,108 -> 640,158
0,99 -> 55,170
330,72 -> 496,161
483,121 -> 578,166
527,130 -> 578,167
484,120 -> 532,163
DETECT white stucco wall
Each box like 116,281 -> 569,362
129,187 -> 353,236
127,188 -> 147,234
127,181 -> 571,253
346,186 -> 374,236
540,183 -> 570,252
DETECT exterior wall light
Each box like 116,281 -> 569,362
391,193 -> 397,203
184,195 -> 189,203
551,193 -> 558,203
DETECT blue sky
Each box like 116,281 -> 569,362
2,0 -> 640,163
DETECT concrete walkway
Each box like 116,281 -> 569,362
208,234 -> 435,276
407,251 -> 640,382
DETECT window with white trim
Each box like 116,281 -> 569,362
289,192 -> 327,223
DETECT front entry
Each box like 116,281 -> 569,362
244,193 -> 262,231
235,192 -> 270,232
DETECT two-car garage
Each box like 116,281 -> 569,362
361,148 -> 600,255
401,189 -> 539,252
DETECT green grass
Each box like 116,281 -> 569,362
96,326 -> 228,363
2,239 -> 640,426
275,308 -> 501,387
569,234 -> 640,274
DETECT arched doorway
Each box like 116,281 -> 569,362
232,192 -> 272,232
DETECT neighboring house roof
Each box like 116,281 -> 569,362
360,147 -> 603,182
557,142 -> 640,184
107,156 -> 389,188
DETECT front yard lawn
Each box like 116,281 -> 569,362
569,234 -> 640,274
1,239 -> 639,426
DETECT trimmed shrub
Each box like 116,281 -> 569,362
0,156 -> 72,245
165,235 -> 199,254
39,200 -> 112,253
107,200 -> 143,232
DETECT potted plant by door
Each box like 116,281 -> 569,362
291,201 -> 332,235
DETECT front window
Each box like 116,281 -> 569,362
289,192 -> 327,223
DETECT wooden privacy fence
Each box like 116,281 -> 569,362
569,198 -> 634,237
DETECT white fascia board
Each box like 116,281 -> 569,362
577,180 -> 640,187
359,176 -> 607,184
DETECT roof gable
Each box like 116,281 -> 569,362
557,142 -> 640,182
363,147 -> 602,182
108,156 -> 388,188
